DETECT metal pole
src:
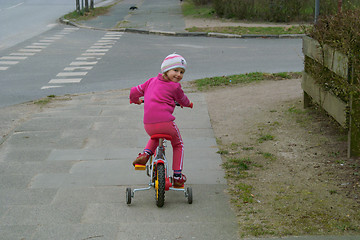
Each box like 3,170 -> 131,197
314,0 -> 320,23
85,0 -> 89,12
338,0 -> 343,13
76,0 -> 80,13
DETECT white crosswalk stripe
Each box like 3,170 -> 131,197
0,28 -> 79,72
49,78 -> 82,84
41,31 -> 124,90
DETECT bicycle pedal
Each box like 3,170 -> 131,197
134,164 -> 146,170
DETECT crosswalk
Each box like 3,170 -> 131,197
0,27 -> 79,71
41,31 -> 124,90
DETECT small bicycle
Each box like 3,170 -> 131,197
126,134 -> 193,207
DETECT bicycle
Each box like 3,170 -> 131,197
127,100 -> 193,207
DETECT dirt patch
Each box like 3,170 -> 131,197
203,79 -> 360,237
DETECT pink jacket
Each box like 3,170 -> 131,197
130,73 -> 191,124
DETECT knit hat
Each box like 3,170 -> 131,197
161,53 -> 187,73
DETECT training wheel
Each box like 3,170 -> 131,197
126,187 -> 132,205
186,187 -> 193,204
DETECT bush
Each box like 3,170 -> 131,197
192,0 -> 212,6
211,0 -> 360,23
307,9 -> 360,89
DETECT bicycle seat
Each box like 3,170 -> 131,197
151,134 -> 172,141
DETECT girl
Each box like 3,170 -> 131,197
129,53 -> 193,188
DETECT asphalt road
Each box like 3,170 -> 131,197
0,0 -> 107,51
0,25 -> 303,108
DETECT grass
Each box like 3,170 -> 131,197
33,95 -> 56,106
182,0 -> 215,19
186,25 -> 308,35
63,4 -> 115,22
182,0 -> 310,35
193,72 -> 302,91
257,134 -> 274,143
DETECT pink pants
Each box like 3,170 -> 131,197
144,121 -> 184,171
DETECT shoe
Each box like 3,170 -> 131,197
173,174 -> 187,188
133,153 -> 150,166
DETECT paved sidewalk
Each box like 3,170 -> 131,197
0,0 -> 357,239
63,0 -> 304,39
0,89 -> 238,239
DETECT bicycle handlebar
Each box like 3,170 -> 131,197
130,99 -> 193,108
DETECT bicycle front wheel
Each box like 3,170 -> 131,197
155,164 -> 165,207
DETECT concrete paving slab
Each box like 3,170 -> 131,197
0,225 -> 37,240
0,203 -> 86,226
32,223 -> 119,240
0,89 -> 239,239
0,147 -> 51,162
0,174 -> 33,189
0,188 -> 57,205
15,117 -> 94,132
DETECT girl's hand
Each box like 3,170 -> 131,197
130,99 -> 143,105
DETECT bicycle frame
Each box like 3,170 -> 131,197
127,137 -> 192,206
132,138 -> 169,195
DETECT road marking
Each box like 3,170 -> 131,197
33,42 -> 51,46
39,40 -> 55,43
101,37 -> 120,40
41,86 -> 63,90
19,49 -> 42,52
49,79 -> 82,84
1,56 -> 27,60
46,36 -> 63,39
7,2 -> 24,10
0,61 -> 19,65
86,49 -> 109,52
76,57 -> 98,60
94,42 -> 114,46
90,45 -> 112,48
47,23 -> 58,28
42,30 -> 122,90
82,53 -> 106,56
10,52 -> 35,56
70,61 -> 98,66
64,66 -> 93,71
97,40 -> 116,43
56,72 -> 87,77
25,45 -> 47,49
0,27 -> 79,72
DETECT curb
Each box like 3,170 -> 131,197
59,18 -> 305,39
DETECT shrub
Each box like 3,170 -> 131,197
192,0 -> 212,6
307,9 -> 360,89
210,0 -> 360,23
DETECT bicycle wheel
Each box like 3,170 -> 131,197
155,164 -> 165,207
126,187 -> 132,205
186,187 -> 193,204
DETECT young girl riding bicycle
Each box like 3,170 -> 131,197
129,53 -> 193,188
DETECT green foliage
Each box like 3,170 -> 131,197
257,134 -> 274,143
187,25 -> 307,35
205,0 -> 360,23
193,72 -> 302,91
64,5 -> 112,21
192,0 -> 212,5
182,0 -> 215,18
307,9 -> 360,91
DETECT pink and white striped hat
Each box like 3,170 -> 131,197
161,53 -> 187,73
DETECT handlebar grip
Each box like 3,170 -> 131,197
130,99 -> 144,104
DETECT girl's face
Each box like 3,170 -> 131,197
165,68 -> 185,83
